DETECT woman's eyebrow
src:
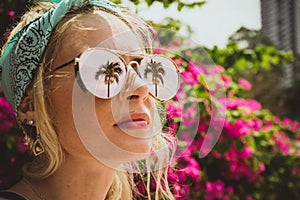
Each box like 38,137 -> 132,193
121,54 -> 144,64
131,56 -> 143,63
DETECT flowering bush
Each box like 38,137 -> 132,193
0,91 -> 30,189
0,0 -> 32,45
152,41 -> 300,199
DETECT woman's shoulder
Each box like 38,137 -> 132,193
0,191 -> 27,200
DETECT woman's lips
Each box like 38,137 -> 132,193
117,120 -> 148,129
114,113 -> 150,129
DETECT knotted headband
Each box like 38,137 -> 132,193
0,0 -> 121,114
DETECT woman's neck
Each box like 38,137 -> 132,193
32,154 -> 116,200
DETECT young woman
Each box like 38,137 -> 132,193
0,0 -> 180,199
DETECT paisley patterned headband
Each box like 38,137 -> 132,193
0,0 -> 121,114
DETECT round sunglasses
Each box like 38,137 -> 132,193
52,47 -> 180,101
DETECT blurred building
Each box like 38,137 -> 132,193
260,0 -> 300,82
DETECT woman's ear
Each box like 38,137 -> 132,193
18,89 -> 35,125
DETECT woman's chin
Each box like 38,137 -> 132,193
124,140 -> 152,156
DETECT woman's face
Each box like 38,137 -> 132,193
49,12 -> 160,167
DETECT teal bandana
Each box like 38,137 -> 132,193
0,0 -> 121,114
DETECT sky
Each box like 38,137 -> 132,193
124,0 -> 262,48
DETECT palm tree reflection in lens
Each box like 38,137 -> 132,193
95,61 -> 123,98
143,59 -> 166,97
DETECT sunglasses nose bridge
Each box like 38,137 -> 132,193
118,64 -> 149,101
127,60 -> 141,75
127,60 -> 139,68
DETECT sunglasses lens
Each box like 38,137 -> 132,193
79,49 -> 127,99
139,56 -> 180,101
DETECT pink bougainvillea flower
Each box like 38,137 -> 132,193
175,84 -> 186,100
167,168 -> 180,183
166,101 -> 183,119
277,140 -> 290,154
273,132 -> 291,154
273,116 -> 280,123
182,104 -> 199,127
227,98 -> 262,111
295,149 -> 300,156
2,32 -> 11,40
224,118 -> 251,138
180,132 -> 193,143
16,136 -> 28,154
238,78 -> 252,90
153,47 -> 166,54
167,123 -> 178,138
200,65 -> 224,76
241,164 -> 256,182
249,119 -> 263,131
227,89 -> 235,97
223,195 -> 230,200
281,117 -> 292,128
228,160 -> 239,176
178,157 -> 201,181
226,99 -> 239,110
185,163 -> 201,181
197,122 -> 208,133
173,58 -> 185,67
258,163 -> 266,173
7,11 -> 15,19
226,185 -> 234,194
212,150 -> 222,159
0,98 -> 16,133
210,65 -> 224,74
185,50 -> 192,57
246,99 -> 262,111
239,145 -> 253,159
150,179 -> 157,192
10,157 -> 17,166
136,180 -> 147,196
188,62 -> 203,77
221,74 -> 232,88
180,61 -> 203,86
246,196 -> 254,200
173,183 -> 190,199
224,145 -> 239,161
292,167 -> 300,175
176,142 -> 195,159
262,119 -> 273,131
291,121 -> 300,132
181,70 -> 199,86
205,179 -> 225,199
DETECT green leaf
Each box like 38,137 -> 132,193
177,2 -> 184,11
110,0 -> 122,4
132,0 -> 140,5
145,0 -> 154,6
198,74 -> 207,87
216,140 -> 232,154
235,140 -> 245,151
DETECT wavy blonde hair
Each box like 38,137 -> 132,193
2,2 -> 175,200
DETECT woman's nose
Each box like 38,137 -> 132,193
126,86 -> 149,102
119,62 -> 149,102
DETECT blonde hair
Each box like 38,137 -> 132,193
2,2 -> 175,200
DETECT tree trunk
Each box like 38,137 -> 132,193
107,82 -> 110,98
